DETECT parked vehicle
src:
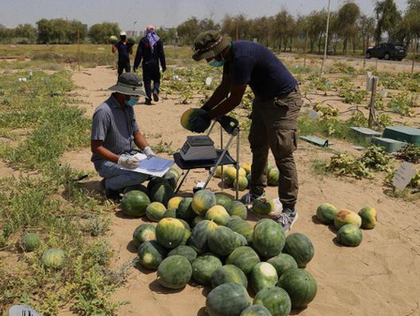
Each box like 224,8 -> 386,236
365,43 -> 407,61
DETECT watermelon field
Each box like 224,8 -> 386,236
1,45 -> 420,316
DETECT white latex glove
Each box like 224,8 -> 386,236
143,146 -> 156,159
118,154 -> 141,168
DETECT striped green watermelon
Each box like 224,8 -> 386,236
168,245 -> 197,263
41,248 -> 66,270
252,198 -> 275,215
178,197 -> 195,221
277,268 -> 317,309
233,176 -> 249,191
22,233 -> 41,252
133,224 -> 156,247
336,224 -> 363,247
215,193 -> 234,213
316,203 -> 338,225
188,220 -> 218,254
210,264 -> 248,288
149,182 -> 174,207
226,246 -> 260,275
181,108 -> 209,132
358,206 -> 377,229
156,218 -> 186,249
254,287 -> 291,316
267,168 -> 279,186
121,190 -> 150,217
205,205 -> 230,226
191,254 -> 223,285
208,226 -> 241,257
146,202 -> 167,222
206,283 -> 251,316
167,196 -> 183,210
157,255 -> 192,289
240,305 -> 271,316
229,201 -> 248,220
267,253 -> 298,277
228,217 -> 253,244
192,189 -> 216,216
250,262 -> 278,294
283,233 -> 314,268
252,219 -> 285,258
138,240 -> 167,270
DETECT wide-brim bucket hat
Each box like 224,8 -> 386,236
192,30 -> 231,61
108,73 -> 146,96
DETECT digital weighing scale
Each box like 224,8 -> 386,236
180,135 -> 218,161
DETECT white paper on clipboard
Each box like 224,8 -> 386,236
119,153 -> 174,177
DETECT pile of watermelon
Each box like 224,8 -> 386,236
215,163 -> 280,191
316,203 -> 377,247
124,174 -> 318,316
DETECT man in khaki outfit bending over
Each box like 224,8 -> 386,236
191,30 -> 302,232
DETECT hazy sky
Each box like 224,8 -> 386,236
0,0 -> 409,30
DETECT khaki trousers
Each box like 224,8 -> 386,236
248,87 -> 302,210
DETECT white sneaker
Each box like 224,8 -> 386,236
275,210 -> 298,232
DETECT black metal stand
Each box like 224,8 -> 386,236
173,117 -> 240,199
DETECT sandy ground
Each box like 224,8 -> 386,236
13,57 -> 420,315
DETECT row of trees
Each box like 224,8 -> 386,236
0,19 -> 120,44
0,0 -> 419,55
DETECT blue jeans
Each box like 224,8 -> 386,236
96,160 -> 149,191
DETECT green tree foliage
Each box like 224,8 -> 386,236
88,22 -> 120,44
177,17 -> 220,45
358,15 -> 376,52
374,0 -> 402,43
336,2 -> 361,53
37,18 -> 87,44
404,0 -> 420,40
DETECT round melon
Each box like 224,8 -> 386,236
334,209 -> 362,229
235,232 -> 248,246
206,205 -> 231,226
277,268 -> 317,309
252,219 -> 286,258
267,163 -> 274,173
316,203 -> 338,225
226,246 -> 260,275
252,198 -> 275,215
164,208 -> 177,218
336,224 -> 363,247
123,184 -> 148,195
147,177 -> 168,192
121,190 -> 151,217
192,215 -> 205,227
178,197 -> 195,221
267,253 -> 298,277
215,165 -> 225,178
240,305 -> 271,316
41,249 -> 66,270
215,193 -> 234,213
156,218 -> 186,249
267,168 -> 279,186
233,176 -> 249,191
250,262 -> 278,294
133,224 -> 156,247
283,233 -> 314,268
138,240 -> 167,270
168,245 -> 197,263
358,206 -> 377,229
167,196 -> 183,210
206,283 -> 251,316
241,162 -> 252,175
228,217 -> 253,244
182,228 -> 191,245
157,255 -> 192,289
109,35 -> 118,43
224,167 -> 247,185
254,287 -> 292,316
210,264 -> 248,288
164,169 -> 179,190
192,189 -> 216,216
146,202 -> 167,222
149,182 -> 174,207
192,254 -> 223,285
229,201 -> 248,219
188,220 -> 218,254
22,233 -> 41,252
208,226 -> 242,257
181,108 -> 209,132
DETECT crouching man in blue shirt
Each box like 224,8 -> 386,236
192,31 -> 302,231
91,73 -> 156,199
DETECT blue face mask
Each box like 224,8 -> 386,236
125,96 -> 139,107
208,57 -> 225,67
